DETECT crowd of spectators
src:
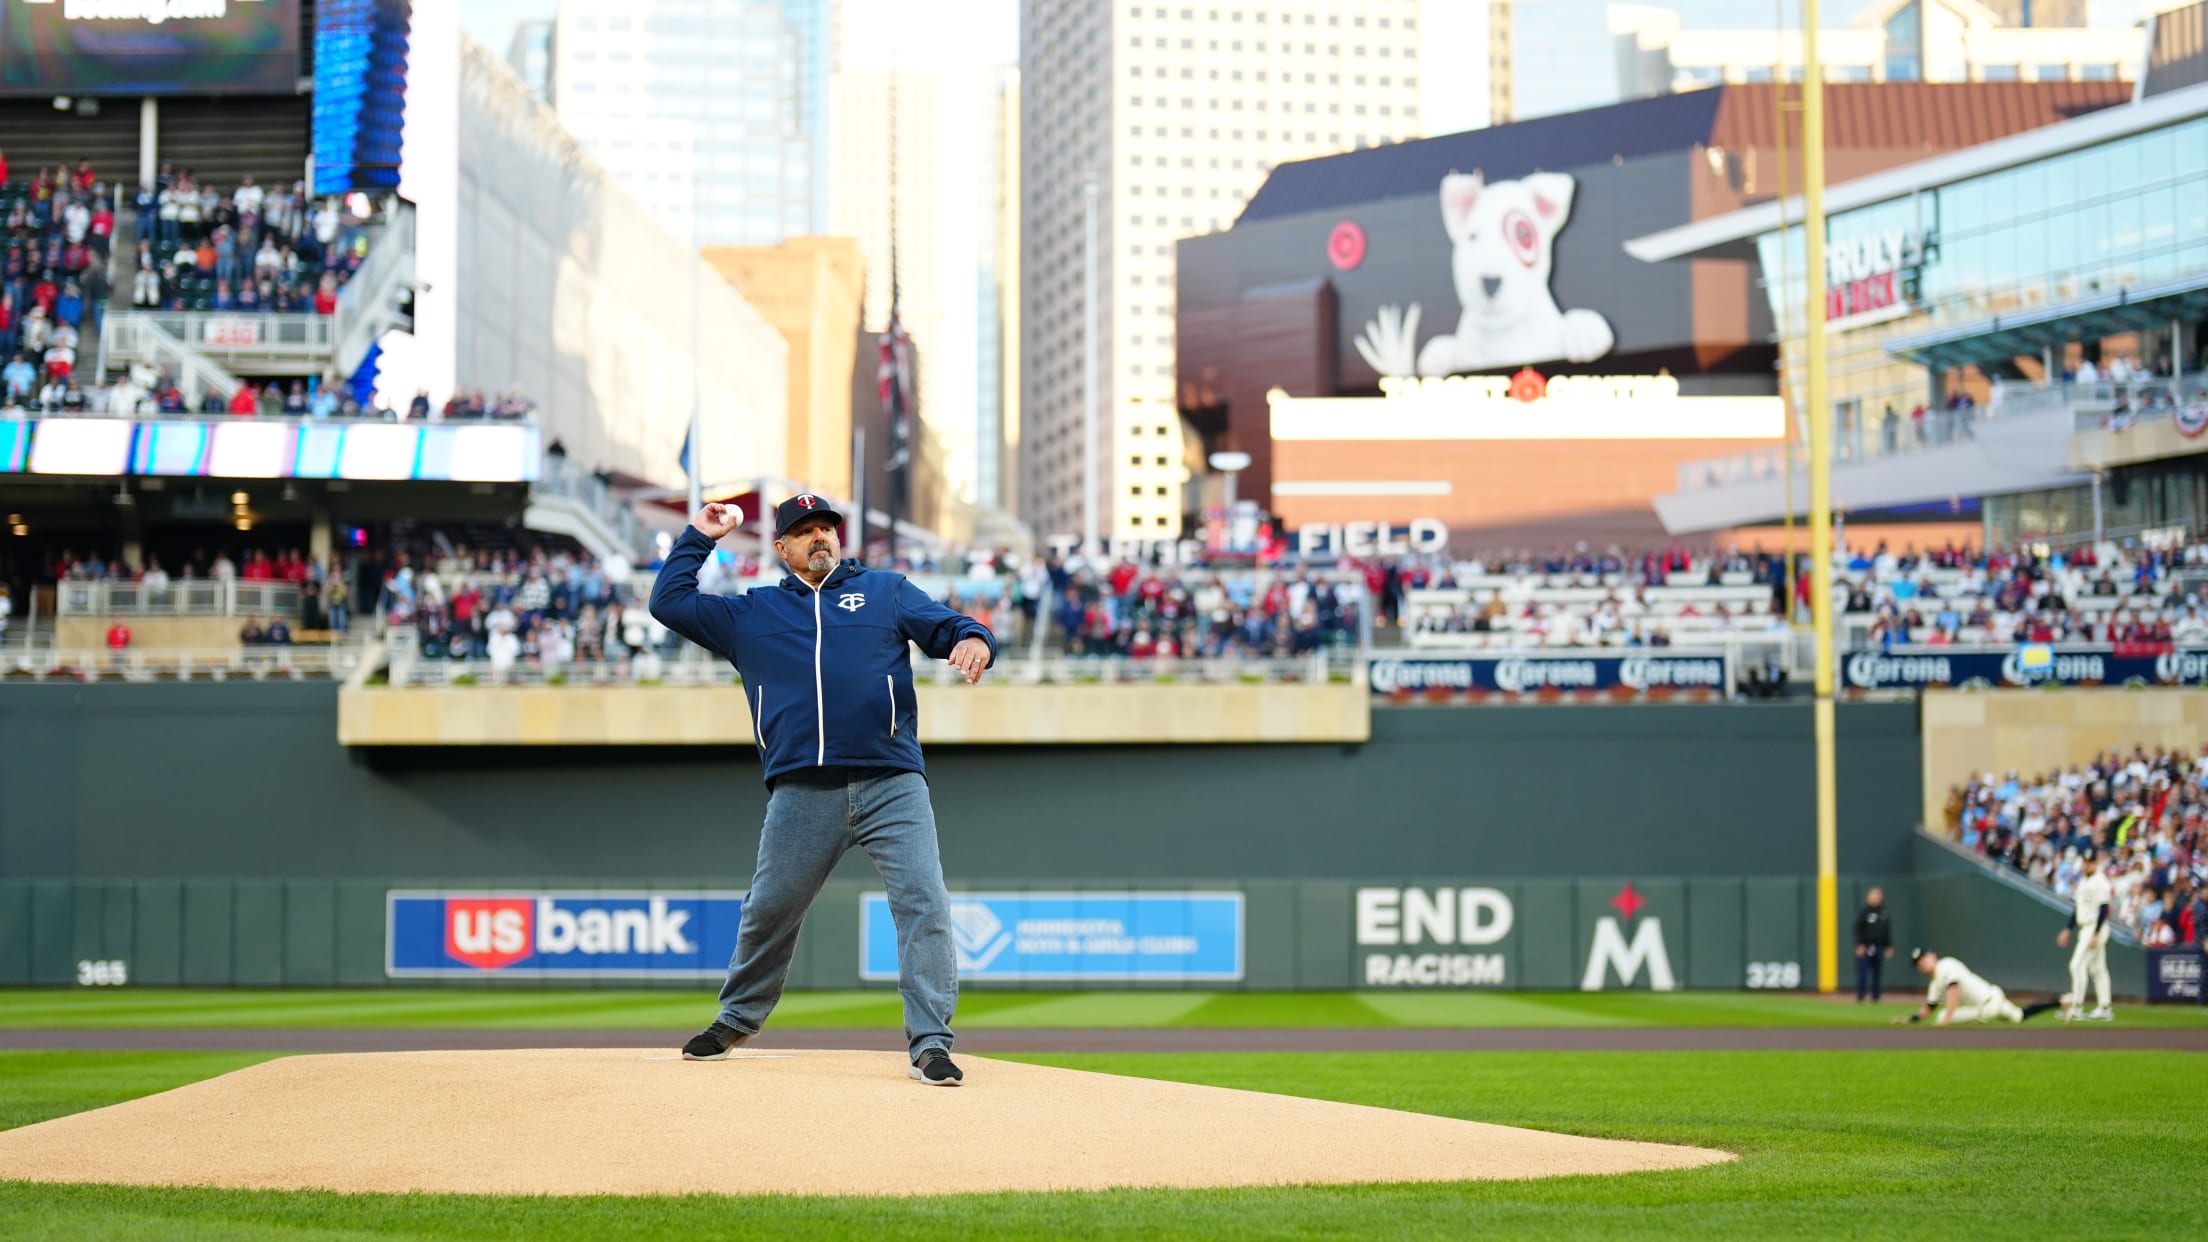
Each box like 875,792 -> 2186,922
0,153 -> 114,402
860,547 -> 1363,658
50,544 -> 353,640
1039,557 -> 1361,658
1846,539 -> 2208,649
644,541 -> 1365,660
1,359 -> 540,421
384,540 -> 662,680
128,164 -> 362,317
1381,537 -> 2208,650
1950,744 -> 2207,947
1402,544 -> 1792,647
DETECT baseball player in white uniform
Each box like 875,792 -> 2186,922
1895,949 -> 2063,1026
2057,848 -> 2115,1021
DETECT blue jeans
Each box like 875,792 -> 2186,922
1855,950 -> 1885,1001
717,766 -> 956,1057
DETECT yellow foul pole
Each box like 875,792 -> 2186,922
1802,0 -> 1840,993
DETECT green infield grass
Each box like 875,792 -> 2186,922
0,1047 -> 2196,1240
5,987 -> 2207,1029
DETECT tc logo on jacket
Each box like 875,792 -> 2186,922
647,528 -> 995,784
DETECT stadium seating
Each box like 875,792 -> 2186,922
1949,744 -> 2206,946
1401,541 -> 2208,650
130,169 -> 357,316
0,163 -> 114,406
0,158 -> 379,415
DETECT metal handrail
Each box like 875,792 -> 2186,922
114,310 -> 336,354
98,313 -> 245,402
532,453 -> 658,562
333,199 -> 414,378
2069,375 -> 2208,432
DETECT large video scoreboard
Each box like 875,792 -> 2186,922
0,0 -> 301,96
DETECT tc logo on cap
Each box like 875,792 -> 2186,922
796,495 -> 818,509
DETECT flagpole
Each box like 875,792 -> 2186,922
686,112 -> 704,525
852,426 -> 868,559
885,66 -> 902,567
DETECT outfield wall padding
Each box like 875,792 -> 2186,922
0,874 -> 1928,992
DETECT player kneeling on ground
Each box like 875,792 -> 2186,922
1894,948 -> 2064,1026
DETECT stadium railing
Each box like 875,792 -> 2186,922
2064,374 -> 2208,433
55,580 -> 302,619
385,647 -> 1340,689
96,314 -> 246,404
4,646 -> 365,681
101,310 -> 337,374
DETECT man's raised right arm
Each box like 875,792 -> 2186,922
649,523 -> 747,658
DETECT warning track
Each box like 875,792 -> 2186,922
4,1026 -> 2202,1053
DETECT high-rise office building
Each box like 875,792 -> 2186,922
976,67 -> 1020,512
1488,1 -> 1513,124
551,0 -> 830,246
1982,0 -> 2088,26
506,18 -> 556,103
1612,0 -> 2142,104
1019,0 -> 1423,545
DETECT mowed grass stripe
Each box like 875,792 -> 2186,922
1355,992 -> 1644,1028
1167,993 -> 1393,1027
0,1048 -> 2195,1240
961,992 -> 1215,1028
5,989 -> 2207,1031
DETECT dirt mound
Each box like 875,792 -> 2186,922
0,1049 -> 1730,1196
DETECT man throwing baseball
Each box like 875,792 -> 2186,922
2057,847 -> 2115,1021
650,494 -> 994,1086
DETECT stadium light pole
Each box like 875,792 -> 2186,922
1801,0 -> 1841,995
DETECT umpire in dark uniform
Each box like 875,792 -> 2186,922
650,493 -> 995,1085
1854,887 -> 1895,1002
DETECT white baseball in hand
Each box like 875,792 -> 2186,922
696,503 -> 743,539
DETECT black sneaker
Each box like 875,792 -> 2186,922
681,1021 -> 752,1061
908,1048 -> 963,1086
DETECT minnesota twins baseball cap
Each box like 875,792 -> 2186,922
774,492 -> 844,537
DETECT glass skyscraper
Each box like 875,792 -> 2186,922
552,0 -> 833,246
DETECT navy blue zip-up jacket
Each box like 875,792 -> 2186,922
647,527 -> 996,785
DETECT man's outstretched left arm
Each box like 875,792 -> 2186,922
894,578 -> 996,680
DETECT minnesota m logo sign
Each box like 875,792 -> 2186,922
1580,917 -> 1678,991
1580,882 -> 1676,991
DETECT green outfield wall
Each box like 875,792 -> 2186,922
0,684 -> 1921,881
19,684 -> 2106,993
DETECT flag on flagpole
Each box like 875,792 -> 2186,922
878,304 -> 913,472
678,426 -> 693,481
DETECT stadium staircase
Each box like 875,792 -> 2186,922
526,455 -> 657,570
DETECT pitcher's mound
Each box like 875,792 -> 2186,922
0,1049 -> 1729,1197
